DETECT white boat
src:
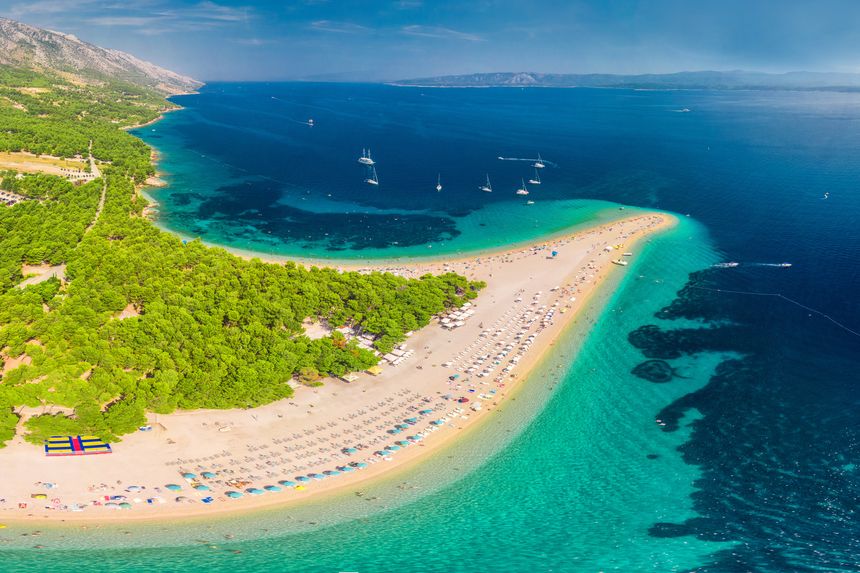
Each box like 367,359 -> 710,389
515,179 -> 529,196
365,166 -> 379,186
778,263 -> 792,268
436,173 -> 442,192
358,148 -> 375,166
611,259 -> 628,266
622,252 -> 633,256
307,118 -> 314,126
713,262 -> 739,268
479,174 -> 492,193
528,168 -> 541,185
526,200 -> 535,205
533,153 -> 545,169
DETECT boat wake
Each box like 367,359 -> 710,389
497,156 -> 557,166
713,262 -> 792,269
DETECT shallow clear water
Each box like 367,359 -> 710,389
2,85 -> 859,572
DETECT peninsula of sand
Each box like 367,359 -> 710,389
0,212 -> 673,525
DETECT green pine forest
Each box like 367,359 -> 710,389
0,66 -> 484,447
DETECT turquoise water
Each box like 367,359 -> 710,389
3,84 -> 860,571
0,218 -> 728,571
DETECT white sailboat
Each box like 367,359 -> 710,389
528,168 -> 541,185
436,173 -> 442,192
479,174 -> 493,193
515,179 -> 529,196
533,153 -> 545,169
358,148 -> 375,166
365,166 -> 379,186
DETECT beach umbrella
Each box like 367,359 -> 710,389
263,485 -> 282,492
165,484 -> 182,491
295,485 -> 306,491
201,471 -> 217,479
245,488 -> 265,495
342,447 -> 358,454
396,423 -> 410,429
126,485 -> 144,493
395,440 -> 410,447
295,476 -> 311,482
104,502 -> 119,509
387,428 -> 402,435
119,502 -> 132,510
429,420 -> 441,426
375,450 -> 389,457
404,417 -> 418,424
193,484 -> 210,492
226,491 -> 243,499
323,470 -> 341,476
407,435 -> 422,441
354,462 -> 369,469
337,466 -> 355,472
278,480 -> 297,487
386,445 -> 401,451
308,473 -> 325,480
181,472 -> 197,479
175,496 -> 189,502
419,409 -> 433,415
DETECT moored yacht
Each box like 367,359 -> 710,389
528,168 -> 541,185
358,148 -> 375,165
365,166 -> 379,186
479,174 -> 493,193
515,179 -> 529,196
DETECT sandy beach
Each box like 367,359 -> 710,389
0,212 -> 674,526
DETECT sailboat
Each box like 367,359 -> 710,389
479,174 -> 493,193
515,179 -> 529,196
436,173 -> 442,192
358,148 -> 375,166
365,166 -> 379,186
533,153 -> 545,169
528,168 -> 541,185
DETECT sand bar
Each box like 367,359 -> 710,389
0,212 -> 674,525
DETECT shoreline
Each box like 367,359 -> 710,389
139,193 -> 642,268
0,212 -> 676,527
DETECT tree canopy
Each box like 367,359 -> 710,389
0,65 -> 484,446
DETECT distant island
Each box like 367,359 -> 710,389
392,70 -> 860,92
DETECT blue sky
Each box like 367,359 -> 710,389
1,0 -> 858,81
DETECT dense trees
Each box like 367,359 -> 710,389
0,67 -> 484,446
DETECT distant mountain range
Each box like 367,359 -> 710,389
392,71 -> 860,91
0,17 -> 201,95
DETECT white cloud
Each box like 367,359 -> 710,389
8,0 -> 252,34
309,20 -> 371,34
232,37 -> 276,46
87,16 -> 165,27
400,25 -> 483,42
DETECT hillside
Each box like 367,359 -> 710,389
0,17 -> 201,95
393,70 -> 860,91
0,51 -> 481,445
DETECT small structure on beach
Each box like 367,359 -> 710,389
44,435 -> 112,456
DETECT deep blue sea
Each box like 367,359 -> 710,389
1,84 -> 859,572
